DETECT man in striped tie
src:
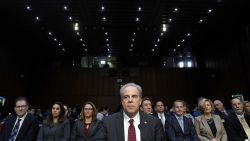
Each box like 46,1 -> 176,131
0,97 -> 39,141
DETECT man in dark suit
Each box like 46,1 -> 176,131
213,99 -> 231,123
165,100 -> 198,141
153,101 -> 171,128
0,97 -> 39,141
225,98 -> 250,141
102,83 -> 166,141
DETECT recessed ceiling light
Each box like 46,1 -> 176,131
133,32 -> 136,36
173,49 -> 176,52
131,44 -> 134,47
102,17 -> 106,21
107,49 -> 110,52
26,6 -> 31,10
138,7 -> 142,11
107,44 -> 110,47
80,38 -> 83,41
69,16 -> 72,21
162,24 -> 167,32
54,38 -> 57,41
106,38 -> 109,42
101,6 -> 105,11
177,44 -> 180,47
105,32 -> 108,35
160,33 -> 164,36
208,9 -> 212,13
48,32 -> 52,35
58,43 -> 62,46
152,48 -> 155,52
132,39 -> 135,42
168,18 -> 172,22
157,38 -> 160,42
35,16 -> 40,21
181,39 -> 185,42
199,19 -> 203,23
63,6 -> 68,11
129,49 -> 133,52
174,8 -> 178,12
82,44 -> 86,46
187,33 -> 191,36
108,55 -> 111,58
74,23 -> 79,31
62,48 -> 66,52
76,32 -> 80,35
154,44 -> 157,47
136,17 -> 140,22
84,48 -> 88,51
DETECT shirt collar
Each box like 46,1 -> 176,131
17,112 -> 28,121
124,111 -> 140,124
174,114 -> 183,120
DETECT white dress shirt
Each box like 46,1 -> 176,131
124,112 -> 141,141
158,112 -> 165,127
12,112 -> 28,141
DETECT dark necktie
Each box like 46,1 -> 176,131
8,118 -> 22,141
128,119 -> 136,141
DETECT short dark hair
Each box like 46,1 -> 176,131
15,97 -> 29,106
141,97 -> 152,107
173,100 -> 185,107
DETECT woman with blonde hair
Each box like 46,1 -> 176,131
71,101 -> 103,141
194,98 -> 227,141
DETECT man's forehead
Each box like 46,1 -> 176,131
16,100 -> 26,105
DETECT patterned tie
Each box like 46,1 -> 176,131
239,117 -> 250,139
8,118 -> 22,141
128,119 -> 136,141
178,117 -> 184,132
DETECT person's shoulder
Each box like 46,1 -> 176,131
102,112 -> 121,121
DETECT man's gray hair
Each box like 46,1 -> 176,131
120,83 -> 142,98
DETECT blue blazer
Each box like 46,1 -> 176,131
165,115 -> 198,141
0,113 -> 39,141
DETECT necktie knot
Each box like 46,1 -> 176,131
129,119 -> 134,124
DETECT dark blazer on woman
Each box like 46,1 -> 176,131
71,119 -> 103,141
36,118 -> 70,141
195,114 -> 227,141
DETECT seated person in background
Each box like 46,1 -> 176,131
213,99 -> 231,123
195,98 -> 227,141
71,101 -> 103,141
244,101 -> 250,116
165,100 -> 198,141
0,97 -> 39,141
140,97 -> 153,114
225,98 -> 250,141
36,101 -> 70,141
96,105 -> 109,120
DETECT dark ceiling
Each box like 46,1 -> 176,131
1,0 -> 249,69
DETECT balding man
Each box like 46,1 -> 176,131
225,98 -> 250,141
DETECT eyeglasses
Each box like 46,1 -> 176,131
84,108 -> 93,111
15,105 -> 27,109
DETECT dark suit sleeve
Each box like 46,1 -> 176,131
188,118 -> 199,141
70,121 -> 77,141
224,118 -> 246,141
61,119 -> 71,141
22,116 -> 40,141
165,118 -> 176,141
155,118 -> 167,141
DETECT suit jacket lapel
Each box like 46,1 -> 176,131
15,113 -> 29,141
200,115 -> 213,138
173,116 -> 184,134
213,115 -> 220,137
139,112 -> 149,141
116,111 -> 125,141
